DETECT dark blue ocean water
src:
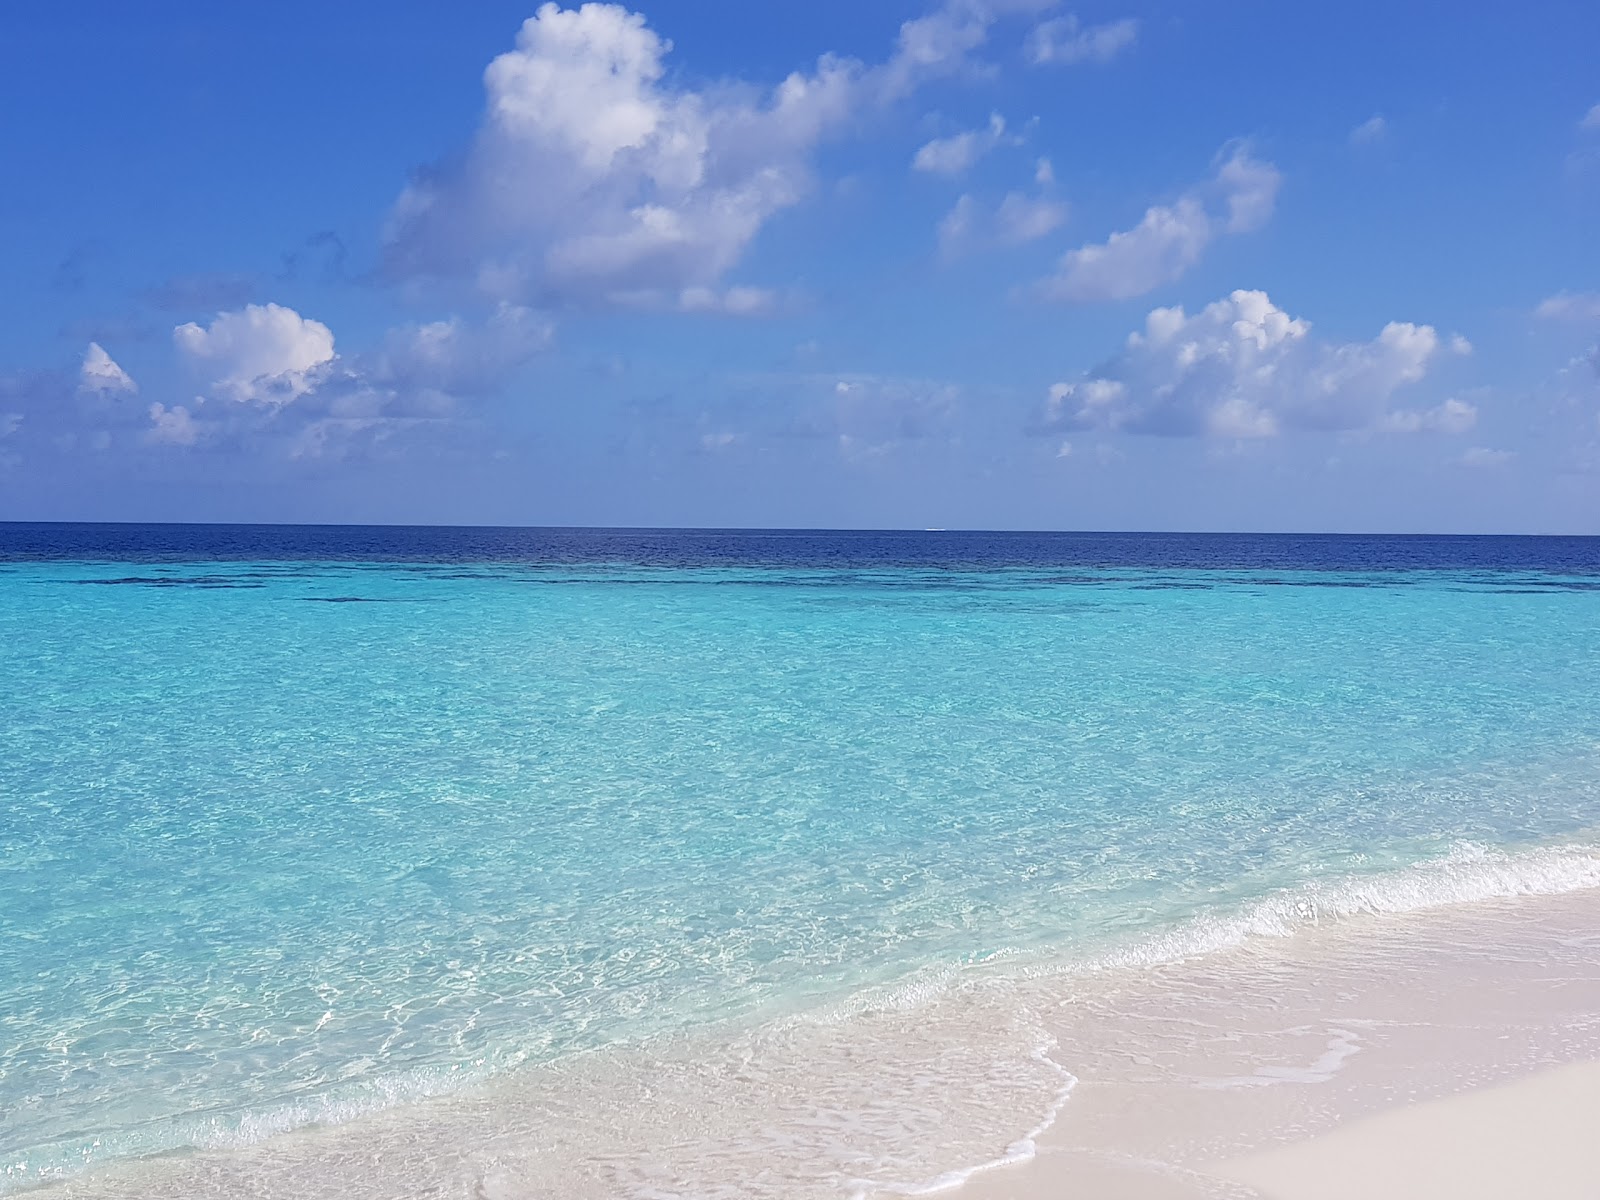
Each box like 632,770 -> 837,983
2,522 -> 1598,574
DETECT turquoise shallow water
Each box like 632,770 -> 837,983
3,529 -> 1600,1192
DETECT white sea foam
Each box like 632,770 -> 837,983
2,1063 -> 491,1192
846,1041 -> 1079,1199
1198,1027 -> 1364,1090
1079,839 -> 1600,974
779,839 -> 1600,1033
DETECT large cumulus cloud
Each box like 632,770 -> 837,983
382,1 -> 1045,310
1037,289 -> 1473,438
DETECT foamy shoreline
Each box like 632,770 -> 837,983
20,857 -> 1600,1199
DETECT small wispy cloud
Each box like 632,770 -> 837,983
1025,15 -> 1139,66
1349,115 -> 1388,146
1461,446 -> 1513,468
912,113 -> 1014,176
1536,292 -> 1600,323
994,192 -> 1068,244
146,402 -> 200,446
678,286 -> 779,317
1376,397 -> 1477,435
938,172 -> 1066,260
938,195 -> 977,259
699,431 -> 741,452
1031,146 -> 1279,303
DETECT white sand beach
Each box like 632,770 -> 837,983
1212,1060 -> 1600,1200
953,888 -> 1600,1200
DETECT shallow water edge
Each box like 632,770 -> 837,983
16,840 -> 1600,1199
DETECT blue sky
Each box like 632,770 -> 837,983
3,1 -> 1598,531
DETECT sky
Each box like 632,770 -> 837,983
3,1 -> 1598,532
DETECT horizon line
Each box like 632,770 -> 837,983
0,519 -> 1595,540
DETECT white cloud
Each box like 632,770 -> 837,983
1376,396 -> 1477,434
1038,197 -> 1210,301
782,371 -> 960,457
174,303 -> 335,406
1461,446 -> 1513,467
268,305 -> 554,458
1213,149 -> 1282,234
938,194 -> 978,257
1536,291 -> 1600,322
1581,104 -> 1600,132
287,418 -> 385,460
939,187 -> 1064,257
912,112 -> 1011,175
385,1 -> 1037,308
995,191 -> 1068,243
1025,15 -> 1139,65
879,0 -> 1051,96
878,4 -> 991,96
1034,148 -> 1280,302
372,302 -> 554,396
1349,115 -> 1388,146
384,3 -> 852,306
79,343 -> 137,395
1,362 -> 156,458
157,301 -> 553,456
146,402 -> 199,446
1038,289 -> 1454,438
677,285 -> 779,316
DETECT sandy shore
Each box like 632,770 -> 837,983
1212,1059 -> 1600,1200
953,888 -> 1600,1200
955,1062 -> 1600,1198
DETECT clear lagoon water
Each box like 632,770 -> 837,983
3,525 -> 1600,1194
